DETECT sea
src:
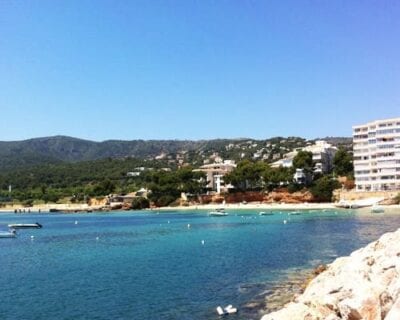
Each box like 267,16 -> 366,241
1,208 -> 400,320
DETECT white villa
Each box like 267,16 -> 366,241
271,140 -> 337,174
353,117 -> 400,191
194,160 -> 236,194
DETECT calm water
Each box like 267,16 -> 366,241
1,208 -> 400,320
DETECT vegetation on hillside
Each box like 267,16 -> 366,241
0,136 -> 354,206
0,135 -> 352,172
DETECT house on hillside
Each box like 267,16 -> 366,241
271,140 -> 337,174
193,160 -> 236,194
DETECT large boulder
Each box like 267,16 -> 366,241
261,229 -> 400,320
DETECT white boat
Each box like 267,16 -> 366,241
8,222 -> 42,229
335,197 -> 385,209
371,205 -> 385,213
209,210 -> 228,216
288,211 -> 301,215
0,230 -> 16,238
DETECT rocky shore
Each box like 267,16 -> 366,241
261,228 -> 400,320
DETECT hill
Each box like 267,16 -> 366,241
0,135 -> 352,173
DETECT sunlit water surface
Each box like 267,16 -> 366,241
1,208 -> 400,320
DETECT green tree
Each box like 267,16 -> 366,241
147,168 -> 206,207
92,179 -> 116,196
333,148 -> 353,176
224,160 -> 268,191
311,176 -> 341,202
292,151 -> 313,171
262,166 -> 293,189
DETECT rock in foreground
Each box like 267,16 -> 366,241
261,228 -> 400,320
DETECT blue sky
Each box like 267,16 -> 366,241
1,1 -> 399,141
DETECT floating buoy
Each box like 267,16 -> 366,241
283,220 -> 287,224
74,220 -> 78,225
216,306 -> 225,316
30,235 -> 35,240
96,236 -> 99,241
187,224 -> 191,229
224,305 -> 238,314
216,304 -> 238,316
201,240 -> 205,245
168,220 -> 170,224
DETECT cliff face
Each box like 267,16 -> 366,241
261,229 -> 400,320
198,189 -> 315,205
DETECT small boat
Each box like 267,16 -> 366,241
371,205 -> 385,213
0,229 -> 17,238
209,210 -> 228,216
288,211 -> 301,216
8,222 -> 42,229
259,211 -> 274,216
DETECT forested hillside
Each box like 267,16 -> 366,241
0,135 -> 352,172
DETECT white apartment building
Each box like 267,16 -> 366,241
353,117 -> 400,191
271,140 -> 337,173
193,160 -> 236,194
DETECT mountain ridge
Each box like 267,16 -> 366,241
0,135 -> 352,172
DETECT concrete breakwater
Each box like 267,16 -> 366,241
261,228 -> 400,320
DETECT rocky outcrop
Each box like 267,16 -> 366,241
198,189 -> 315,205
263,189 -> 314,204
261,229 -> 400,320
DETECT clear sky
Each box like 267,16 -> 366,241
1,1 -> 399,141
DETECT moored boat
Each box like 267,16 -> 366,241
259,211 -> 274,216
209,211 -> 228,216
8,222 -> 42,229
371,204 -> 385,213
0,229 -> 17,238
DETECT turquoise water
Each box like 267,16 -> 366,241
1,209 -> 400,320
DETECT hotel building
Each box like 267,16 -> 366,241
353,117 -> 400,191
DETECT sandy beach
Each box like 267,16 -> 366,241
2,202 -> 399,213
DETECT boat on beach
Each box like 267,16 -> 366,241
8,222 -> 42,229
335,197 -> 385,209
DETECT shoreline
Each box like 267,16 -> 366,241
1,202 -> 400,213
155,202 -> 336,211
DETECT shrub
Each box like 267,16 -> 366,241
22,199 -> 34,207
311,176 -> 341,202
131,197 -> 150,210
155,195 -> 176,207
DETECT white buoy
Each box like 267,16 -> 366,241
283,220 -> 287,224
74,220 -> 78,225
168,220 -> 170,224
224,305 -> 238,314
96,236 -> 99,241
187,223 -> 191,229
216,306 -> 225,316
201,240 -> 205,245
30,235 -> 35,240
